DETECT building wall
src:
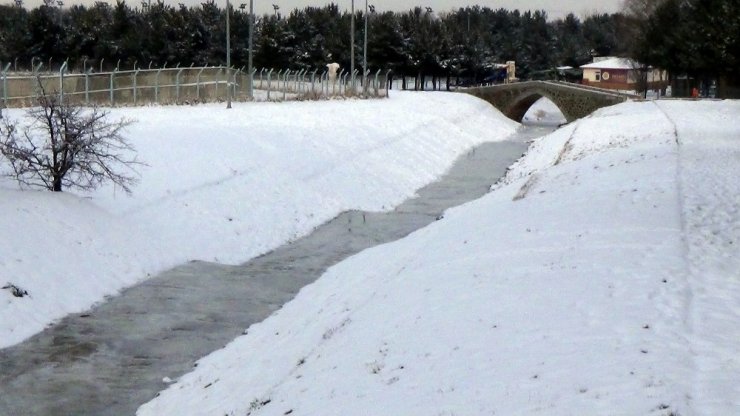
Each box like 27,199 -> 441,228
582,67 -> 668,91
582,68 -> 601,83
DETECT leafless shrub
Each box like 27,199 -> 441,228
0,80 -> 142,193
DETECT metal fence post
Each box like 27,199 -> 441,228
336,69 -> 344,96
84,68 -> 91,105
110,68 -> 117,105
196,66 -> 205,101
133,68 -> 140,106
176,67 -> 184,103
233,68 -> 242,100
276,69 -> 283,99
296,69 -> 304,93
249,68 -> 256,100
59,60 -> 68,102
283,70 -> 289,101
0,63 -> 10,118
311,69 -> 317,95
215,66 -> 222,99
239,66 -> 245,96
155,67 -> 163,104
343,71 -> 350,96
267,69 -> 273,100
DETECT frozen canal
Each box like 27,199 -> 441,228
0,125 -> 553,416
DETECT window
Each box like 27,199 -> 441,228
595,71 -> 601,81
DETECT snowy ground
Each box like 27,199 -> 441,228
522,97 -> 567,125
136,99 -> 740,416
0,92 -> 518,348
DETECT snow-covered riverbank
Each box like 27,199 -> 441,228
0,92 -> 518,348
138,99 -> 740,416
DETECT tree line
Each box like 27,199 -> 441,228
0,2 -> 632,81
624,0 -> 739,96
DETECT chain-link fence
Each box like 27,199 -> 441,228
0,63 -> 391,109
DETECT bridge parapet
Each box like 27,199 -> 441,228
462,81 -> 634,123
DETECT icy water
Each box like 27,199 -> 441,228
0,125 -> 553,416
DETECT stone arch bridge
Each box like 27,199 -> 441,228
463,81 -> 637,123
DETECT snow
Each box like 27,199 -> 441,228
136,99 -> 740,416
522,97 -> 567,126
0,92 -> 518,348
2,90 -> 738,415
580,57 -> 638,70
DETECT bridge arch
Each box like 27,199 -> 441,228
463,81 -> 633,123
506,90 -> 566,123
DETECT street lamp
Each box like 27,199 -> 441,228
248,0 -> 254,98
56,0 -> 64,28
14,0 -> 22,7
363,0 -> 367,71
272,3 -> 279,17
240,1 -> 254,99
350,0 -> 355,82
226,0 -> 232,108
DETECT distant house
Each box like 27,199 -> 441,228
580,57 -> 668,92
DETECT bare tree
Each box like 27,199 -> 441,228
0,81 -> 141,193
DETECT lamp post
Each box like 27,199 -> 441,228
240,1 -> 254,99
56,0 -> 63,28
350,0 -> 355,88
226,0 -> 232,108
248,0 -> 254,98
272,3 -> 279,17
363,0 -> 367,78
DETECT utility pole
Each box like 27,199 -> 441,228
363,0 -> 367,80
350,0 -> 355,83
226,0 -> 232,108
248,0 -> 254,99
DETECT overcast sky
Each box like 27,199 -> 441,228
20,0 -> 625,20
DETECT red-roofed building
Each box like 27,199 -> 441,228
580,57 -> 668,92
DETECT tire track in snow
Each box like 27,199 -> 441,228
654,100 -> 740,414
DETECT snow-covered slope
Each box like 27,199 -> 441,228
138,100 -> 740,416
0,92 -> 518,348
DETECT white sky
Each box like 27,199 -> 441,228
19,0 -> 625,20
